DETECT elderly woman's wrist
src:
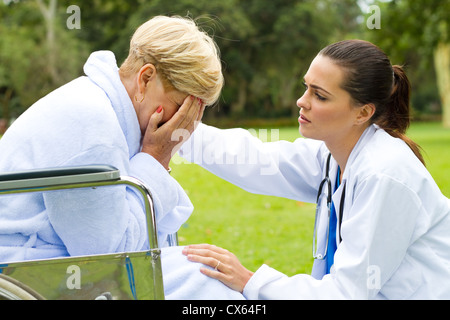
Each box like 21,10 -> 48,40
141,148 -> 171,171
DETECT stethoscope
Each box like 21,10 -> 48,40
312,153 -> 346,260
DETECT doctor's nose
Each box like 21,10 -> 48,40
297,93 -> 310,110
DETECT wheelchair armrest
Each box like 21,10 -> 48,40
0,165 -> 120,191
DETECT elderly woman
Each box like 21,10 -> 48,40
0,16 -> 243,299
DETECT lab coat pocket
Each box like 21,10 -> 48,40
380,254 -> 424,300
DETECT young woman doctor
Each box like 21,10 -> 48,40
180,40 -> 450,299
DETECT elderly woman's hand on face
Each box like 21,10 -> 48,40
141,95 -> 204,170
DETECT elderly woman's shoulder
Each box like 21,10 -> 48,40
30,76 -> 117,125
48,77 -> 112,114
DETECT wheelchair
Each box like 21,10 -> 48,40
0,165 -> 177,300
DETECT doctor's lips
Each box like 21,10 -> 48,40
299,113 -> 311,124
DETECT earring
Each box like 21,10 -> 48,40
135,94 -> 145,103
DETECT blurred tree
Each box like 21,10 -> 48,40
245,0 -> 364,118
36,0 -> 58,82
0,2 -> 41,119
108,0 -> 363,119
0,0 -> 88,120
58,0 -> 142,56
367,0 -> 450,127
260,0 -> 339,117
0,15 -> 34,120
0,0 -> 366,121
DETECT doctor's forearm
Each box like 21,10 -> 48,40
179,123 -> 319,200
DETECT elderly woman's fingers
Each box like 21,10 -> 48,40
195,103 -> 206,127
172,95 -> 203,132
146,105 -> 164,133
183,244 -> 229,255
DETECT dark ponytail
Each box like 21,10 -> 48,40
319,40 -> 425,165
377,65 -> 425,165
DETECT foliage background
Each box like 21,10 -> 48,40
0,0 -> 448,127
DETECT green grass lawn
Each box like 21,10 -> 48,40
408,122 -> 450,196
171,122 -> 450,276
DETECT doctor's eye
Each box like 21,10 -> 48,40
315,93 -> 327,101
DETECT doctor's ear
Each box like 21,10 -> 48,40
355,103 -> 376,126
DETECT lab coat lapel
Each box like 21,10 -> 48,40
331,125 -> 377,246
346,125 -> 377,170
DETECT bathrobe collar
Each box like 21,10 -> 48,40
83,51 -> 141,158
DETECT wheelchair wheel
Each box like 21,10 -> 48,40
0,274 -> 45,300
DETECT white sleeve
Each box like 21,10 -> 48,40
243,264 -> 343,300
179,123 -> 327,203
242,174 -> 423,299
128,152 -> 193,242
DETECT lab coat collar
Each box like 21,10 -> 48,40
323,125 -> 377,211
328,123 -> 377,195
338,124 -> 378,186
330,125 -> 377,247
347,124 -> 377,165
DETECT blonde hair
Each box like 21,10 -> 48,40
120,15 -> 223,106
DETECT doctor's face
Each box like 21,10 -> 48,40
296,55 -> 361,144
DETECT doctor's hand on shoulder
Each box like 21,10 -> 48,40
141,95 -> 205,171
183,244 -> 254,293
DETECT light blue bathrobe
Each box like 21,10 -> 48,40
0,50 -> 193,261
0,51 -> 243,300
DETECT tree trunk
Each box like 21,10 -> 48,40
36,0 -> 60,84
433,41 -> 450,128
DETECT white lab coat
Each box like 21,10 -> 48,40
179,123 -> 450,299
